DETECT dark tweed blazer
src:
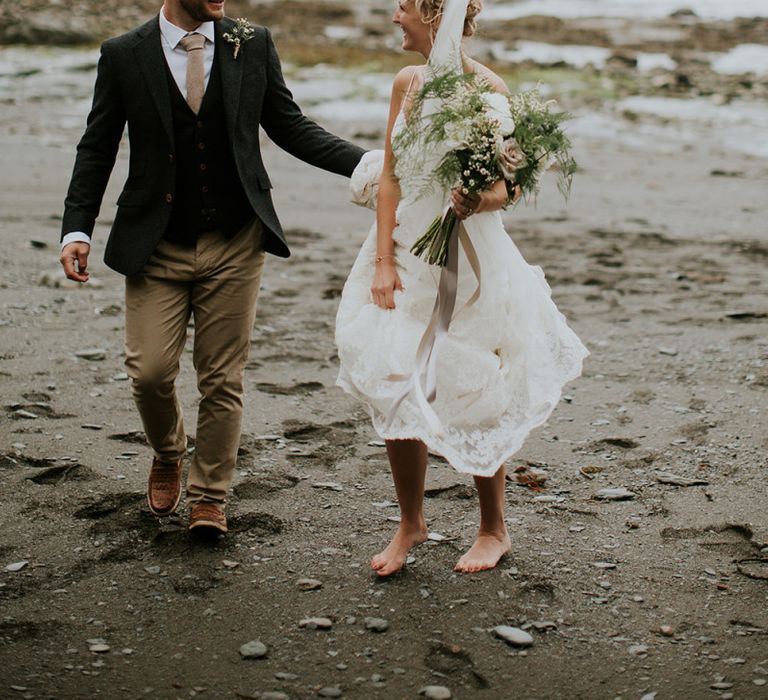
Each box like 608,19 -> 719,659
62,16 -> 365,275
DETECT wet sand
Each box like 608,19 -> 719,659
1,3 -> 768,699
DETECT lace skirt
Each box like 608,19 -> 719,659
335,158 -> 589,476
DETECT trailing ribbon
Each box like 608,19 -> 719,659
383,215 -> 481,437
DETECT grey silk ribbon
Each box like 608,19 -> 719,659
383,216 -> 482,437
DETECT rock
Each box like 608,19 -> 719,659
274,672 -> 298,681
754,679 -> 767,686
144,566 -> 161,575
317,687 -> 343,698
629,644 -> 649,656
493,626 -> 533,647
75,348 -> 107,361
658,346 -> 678,356
13,410 -> 38,420
299,617 -> 333,630
312,481 -> 344,492
640,694 -> 657,700
595,487 -> 636,501
530,620 -> 557,631
659,625 -> 674,637
427,532 -> 447,541
89,643 -> 110,653
655,471 -> 708,487
0,15 -> 96,45
593,562 -> 617,570
222,560 -> 240,569
363,617 -> 389,633
4,561 -> 29,572
239,640 -> 268,659
296,578 -> 323,591
419,686 -> 452,699
260,693 -> 289,700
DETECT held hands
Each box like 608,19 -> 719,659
60,242 -> 91,283
371,257 -> 403,310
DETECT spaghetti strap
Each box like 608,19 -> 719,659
401,66 -> 424,119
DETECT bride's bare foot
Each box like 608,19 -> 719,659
371,522 -> 428,577
454,528 -> 511,574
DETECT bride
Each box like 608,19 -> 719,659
335,0 -> 588,576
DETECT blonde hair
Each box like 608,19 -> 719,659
414,0 -> 483,37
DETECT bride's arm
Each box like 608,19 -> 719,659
371,67 -> 414,310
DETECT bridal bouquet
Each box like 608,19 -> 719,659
394,71 -> 577,266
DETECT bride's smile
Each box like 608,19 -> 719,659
392,0 -> 433,57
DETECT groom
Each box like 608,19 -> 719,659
59,0 -> 365,534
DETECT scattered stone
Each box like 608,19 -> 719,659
312,481 -> 344,492
629,644 -> 649,657
274,672 -> 298,681
144,566 -> 161,575
222,560 -> 240,569
655,471 -> 709,487
260,693 -> 289,700
317,687 -> 343,698
640,693 -> 657,700
299,617 -> 333,630
593,562 -> 618,570
493,626 -> 534,647
81,423 -> 103,430
754,678 -> 767,686
659,625 -> 674,637
427,532 -> 447,542
239,640 -> 268,659
658,346 -> 678,356
710,682 -> 734,690
4,561 -> 29,572
530,620 -> 557,631
89,643 -> 110,653
297,578 -> 323,591
13,410 -> 38,420
363,617 -> 389,633
75,348 -> 107,361
419,687 -> 452,699
595,487 -> 636,501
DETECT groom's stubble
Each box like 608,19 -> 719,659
163,0 -> 226,28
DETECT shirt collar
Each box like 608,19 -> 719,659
159,9 -> 216,50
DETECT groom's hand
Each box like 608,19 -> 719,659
60,242 -> 91,283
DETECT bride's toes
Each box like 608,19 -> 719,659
455,532 -> 511,574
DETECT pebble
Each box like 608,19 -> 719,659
419,686 -> 452,699
75,348 -> 107,361
312,481 -> 344,492
754,678 -> 767,686
222,560 -> 240,569
595,487 -> 636,501
427,532 -> 447,541
593,562 -> 617,570
629,644 -> 649,657
493,626 -> 534,647
655,471 -> 708,487
260,693 -> 289,700
710,682 -> 734,690
4,561 -> 29,572
317,687 -> 343,698
88,643 -> 110,653
13,410 -> 38,419
299,617 -> 333,630
363,617 -> 389,633
274,672 -> 298,681
658,346 -> 678,356
297,578 -> 323,591
659,625 -> 674,637
640,694 -> 657,700
239,640 -> 267,659
144,566 -> 161,575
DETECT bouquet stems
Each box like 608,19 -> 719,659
411,208 -> 457,267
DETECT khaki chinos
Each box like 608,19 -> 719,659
124,218 -> 265,504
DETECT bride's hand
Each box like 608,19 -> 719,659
371,258 -> 403,310
452,179 -> 513,219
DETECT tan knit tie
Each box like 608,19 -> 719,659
179,33 -> 206,114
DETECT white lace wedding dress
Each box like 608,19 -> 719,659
335,108 -> 588,476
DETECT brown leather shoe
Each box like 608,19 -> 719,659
189,502 -> 228,535
147,457 -> 183,516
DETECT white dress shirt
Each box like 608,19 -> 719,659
61,10 -> 216,250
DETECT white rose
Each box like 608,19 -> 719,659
481,92 -> 515,136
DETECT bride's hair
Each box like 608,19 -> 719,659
415,0 -> 483,37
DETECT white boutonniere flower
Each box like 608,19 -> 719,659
223,18 -> 255,60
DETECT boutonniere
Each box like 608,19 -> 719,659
223,18 -> 255,60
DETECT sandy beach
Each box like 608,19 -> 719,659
1,1 -> 767,698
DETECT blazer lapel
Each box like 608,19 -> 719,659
216,18 -> 243,140
133,16 -> 174,144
